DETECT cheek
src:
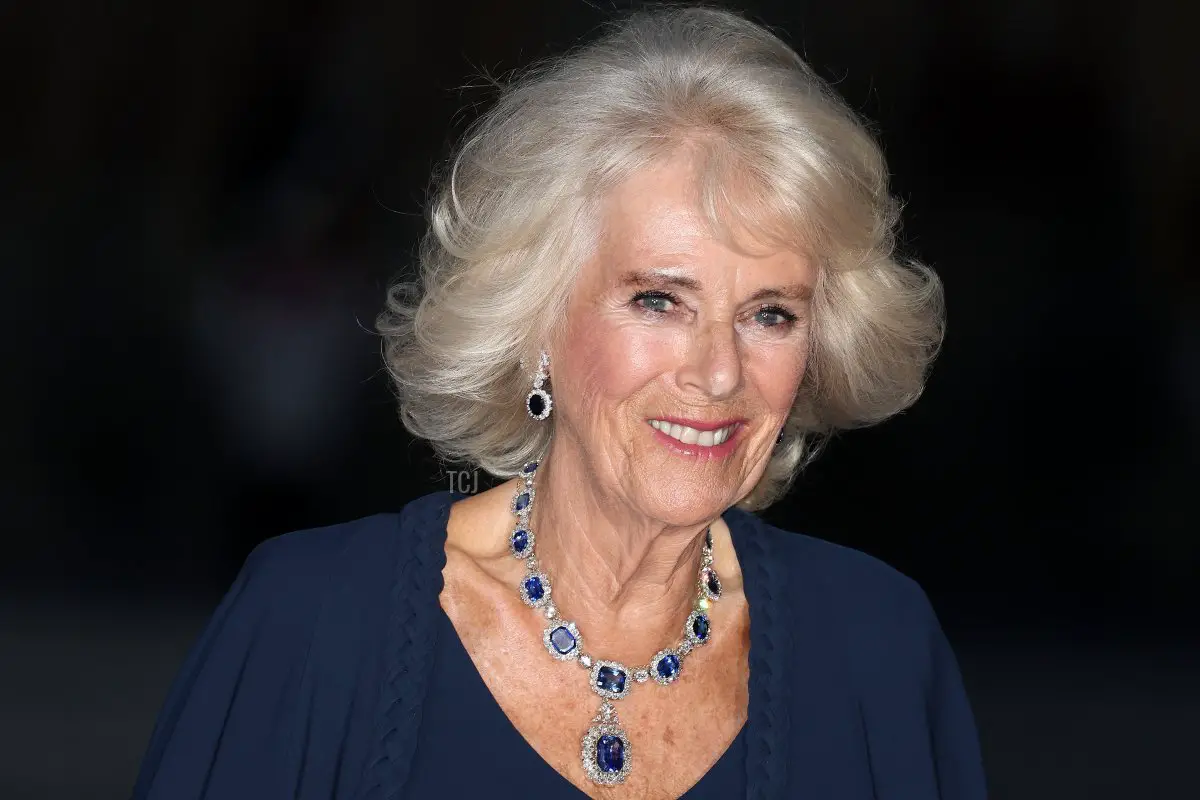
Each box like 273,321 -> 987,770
749,340 -> 808,410
561,317 -> 675,404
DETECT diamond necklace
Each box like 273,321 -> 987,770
507,460 -> 723,786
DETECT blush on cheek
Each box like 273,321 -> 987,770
758,350 -> 807,411
566,318 -> 677,402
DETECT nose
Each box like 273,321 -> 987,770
675,318 -> 743,399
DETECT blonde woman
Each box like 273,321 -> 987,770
134,6 -> 986,799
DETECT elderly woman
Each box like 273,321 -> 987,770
134,6 -> 986,799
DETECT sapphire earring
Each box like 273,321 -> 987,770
526,351 -> 553,420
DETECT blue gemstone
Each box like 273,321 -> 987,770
705,569 -> 721,598
656,653 -> 681,680
692,614 -> 710,641
527,393 -> 546,416
596,734 -> 625,773
514,492 -> 531,512
511,529 -> 529,553
549,625 -> 576,654
595,666 -> 626,694
521,461 -> 538,475
523,576 -> 544,602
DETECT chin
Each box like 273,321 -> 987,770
628,475 -> 731,527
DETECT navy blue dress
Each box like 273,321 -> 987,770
132,490 -> 987,799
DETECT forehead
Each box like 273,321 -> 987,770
601,153 -> 709,255
592,153 -> 813,285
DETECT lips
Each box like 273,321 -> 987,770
647,419 -> 738,447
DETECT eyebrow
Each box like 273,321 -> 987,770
618,269 -> 813,303
747,284 -> 813,303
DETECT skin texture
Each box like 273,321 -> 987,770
441,150 -> 814,798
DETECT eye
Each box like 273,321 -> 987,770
753,304 -> 798,327
631,290 -> 679,314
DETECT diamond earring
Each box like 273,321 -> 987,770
526,351 -> 553,421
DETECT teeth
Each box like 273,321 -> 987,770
649,419 -> 737,447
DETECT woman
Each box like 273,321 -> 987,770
134,6 -> 986,799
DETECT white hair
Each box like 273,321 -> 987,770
379,4 -> 944,510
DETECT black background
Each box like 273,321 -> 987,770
2,1 -> 1196,797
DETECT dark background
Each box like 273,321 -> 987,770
2,1 -> 1196,797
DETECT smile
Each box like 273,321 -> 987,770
647,419 -> 739,447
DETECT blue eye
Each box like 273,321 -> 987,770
755,305 -> 797,327
632,291 -> 678,313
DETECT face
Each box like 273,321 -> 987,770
549,151 -> 815,524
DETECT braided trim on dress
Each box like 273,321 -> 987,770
729,507 -> 790,799
358,492 -> 454,799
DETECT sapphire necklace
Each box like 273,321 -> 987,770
508,460 -> 722,786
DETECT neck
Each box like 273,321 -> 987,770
528,441 -> 712,663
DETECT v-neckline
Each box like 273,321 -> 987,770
431,605 -> 747,797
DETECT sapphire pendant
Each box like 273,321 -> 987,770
581,701 -> 632,785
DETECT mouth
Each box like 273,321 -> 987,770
645,416 -> 748,460
647,418 -> 741,447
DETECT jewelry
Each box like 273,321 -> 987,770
508,460 -> 721,785
526,351 -> 553,420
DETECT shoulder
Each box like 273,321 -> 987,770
237,512 -> 401,605
133,495 -> 456,798
730,508 -> 943,677
235,491 -> 452,609
734,508 -> 935,623
723,510 -> 986,796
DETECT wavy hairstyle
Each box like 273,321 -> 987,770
379,4 -> 944,510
